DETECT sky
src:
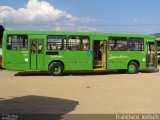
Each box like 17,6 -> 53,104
0,0 -> 160,34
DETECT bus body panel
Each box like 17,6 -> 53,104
44,35 -> 93,71
45,50 -> 93,71
2,31 -> 29,70
107,51 -> 147,70
5,50 -> 29,71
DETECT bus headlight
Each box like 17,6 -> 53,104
142,58 -> 145,62
25,58 -> 29,63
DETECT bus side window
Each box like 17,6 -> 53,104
83,39 -> 89,50
83,43 -> 89,50
7,43 -> 12,50
68,36 -> 90,51
128,38 -> 144,51
7,35 -> 28,51
47,35 -> 67,50
108,37 -> 127,51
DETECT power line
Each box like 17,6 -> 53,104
2,23 -> 160,27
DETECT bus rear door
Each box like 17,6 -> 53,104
30,35 -> 44,70
147,41 -> 157,68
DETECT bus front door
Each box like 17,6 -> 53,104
93,40 -> 106,70
30,39 -> 44,70
147,42 -> 157,68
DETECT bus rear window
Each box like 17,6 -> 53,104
7,35 -> 28,50
128,38 -> 144,51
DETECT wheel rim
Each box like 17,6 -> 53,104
128,64 -> 136,73
52,66 -> 61,75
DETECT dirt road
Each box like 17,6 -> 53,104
0,68 -> 160,114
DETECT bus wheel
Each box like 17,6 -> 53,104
127,62 -> 138,74
49,62 -> 64,76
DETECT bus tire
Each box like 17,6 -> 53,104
127,62 -> 138,74
49,62 -> 64,76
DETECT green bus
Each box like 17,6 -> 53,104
2,30 -> 157,76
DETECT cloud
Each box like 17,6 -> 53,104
0,0 -> 76,24
0,0 -> 107,31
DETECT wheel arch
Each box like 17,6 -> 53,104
128,60 -> 140,68
48,60 -> 65,70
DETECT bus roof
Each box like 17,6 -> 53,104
4,30 -> 155,39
